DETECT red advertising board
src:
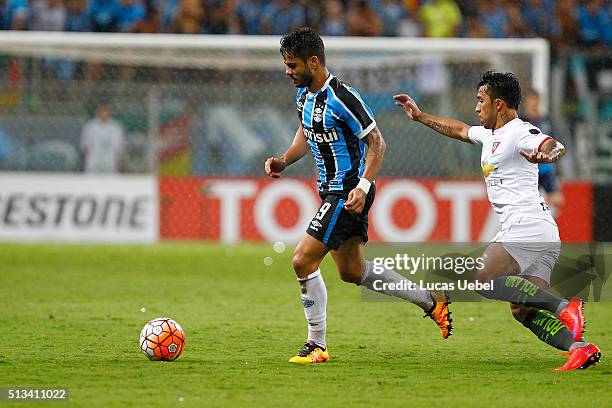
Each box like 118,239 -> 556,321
159,177 -> 592,243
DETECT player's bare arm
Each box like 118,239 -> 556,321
344,126 -> 386,214
393,94 -> 472,143
265,125 -> 309,178
520,138 -> 566,164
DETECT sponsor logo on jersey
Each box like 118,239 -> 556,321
487,178 -> 504,187
492,141 -> 501,154
481,162 -> 497,177
313,107 -> 324,122
304,127 -> 340,143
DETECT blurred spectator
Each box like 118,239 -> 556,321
557,0 -> 579,49
577,0 -> 612,47
80,104 -> 125,173
31,0 -> 67,31
89,0 -> 119,32
65,0 -> 91,31
522,90 -> 564,217
133,0 -> 161,33
504,1 -> 532,38
402,0 -> 419,13
378,0 -> 408,37
116,0 -> 146,32
156,0 -> 178,32
299,0 -> 320,31
205,0 -> 240,34
521,0 -> 559,40
397,9 -> 420,37
170,0 -> 204,33
260,0 -> 305,35
235,0 -> 263,35
346,0 -> 382,36
320,0 -> 346,36
419,0 -> 461,38
455,0 -> 477,18
2,0 -> 29,30
463,15 -> 487,38
477,0 -> 506,38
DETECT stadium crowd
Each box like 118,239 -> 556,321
1,0 -> 610,49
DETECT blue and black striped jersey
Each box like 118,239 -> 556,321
296,74 -> 376,195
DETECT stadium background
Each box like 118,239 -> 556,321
0,0 -> 610,244
1,2 -> 611,407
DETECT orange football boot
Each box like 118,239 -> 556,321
425,290 -> 453,339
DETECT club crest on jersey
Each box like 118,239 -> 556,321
492,141 -> 501,154
481,162 -> 496,177
304,127 -> 339,143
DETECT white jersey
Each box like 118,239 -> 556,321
80,119 -> 125,173
468,118 -> 556,229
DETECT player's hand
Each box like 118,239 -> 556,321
393,94 -> 422,121
264,157 -> 286,178
520,148 -> 561,163
344,188 -> 366,214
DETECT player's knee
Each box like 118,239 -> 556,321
291,252 -> 316,276
474,268 -> 495,299
473,266 -> 492,285
510,304 -> 528,322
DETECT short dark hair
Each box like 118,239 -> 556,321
280,27 -> 326,66
477,70 -> 521,109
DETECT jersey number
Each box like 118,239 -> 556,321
315,203 -> 332,220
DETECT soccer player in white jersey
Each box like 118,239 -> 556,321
394,71 -> 601,371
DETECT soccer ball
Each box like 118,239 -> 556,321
139,317 -> 185,361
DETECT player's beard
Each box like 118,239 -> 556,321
296,68 -> 314,88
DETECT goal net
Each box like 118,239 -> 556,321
0,32 -> 549,178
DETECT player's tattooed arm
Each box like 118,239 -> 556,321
344,126 -> 386,214
393,93 -> 472,143
265,126 -> 309,178
362,126 -> 386,182
520,138 -> 566,163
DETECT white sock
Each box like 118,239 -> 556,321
298,269 -> 327,349
360,260 -> 433,311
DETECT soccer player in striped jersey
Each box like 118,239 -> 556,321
265,27 -> 452,365
394,71 -> 601,371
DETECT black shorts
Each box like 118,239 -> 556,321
306,184 -> 376,250
539,172 -> 559,193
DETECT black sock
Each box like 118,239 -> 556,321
521,309 -> 575,351
479,276 -> 563,314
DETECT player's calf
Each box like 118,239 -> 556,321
518,307 -> 576,351
337,263 -> 363,284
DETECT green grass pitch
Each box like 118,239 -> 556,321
1,243 -> 610,407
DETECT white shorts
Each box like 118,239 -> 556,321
492,217 -> 561,283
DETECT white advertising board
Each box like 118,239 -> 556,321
0,173 -> 158,243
